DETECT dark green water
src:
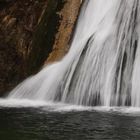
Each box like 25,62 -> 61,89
0,106 -> 140,140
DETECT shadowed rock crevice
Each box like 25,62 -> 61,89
28,0 -> 66,74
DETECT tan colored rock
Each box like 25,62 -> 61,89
6,17 -> 17,28
45,0 -> 82,64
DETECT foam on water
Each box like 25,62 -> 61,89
0,99 -> 48,108
1,99 -> 140,116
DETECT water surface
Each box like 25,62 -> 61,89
0,101 -> 140,140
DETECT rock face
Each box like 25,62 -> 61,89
45,0 -> 82,64
0,0 -> 82,96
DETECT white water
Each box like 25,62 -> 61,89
1,99 -> 140,116
4,0 -> 140,107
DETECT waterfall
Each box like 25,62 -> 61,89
7,0 -> 140,107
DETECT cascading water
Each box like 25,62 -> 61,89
6,0 -> 140,107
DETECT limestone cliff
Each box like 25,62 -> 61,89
0,0 -> 82,95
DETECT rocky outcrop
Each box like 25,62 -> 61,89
29,0 -> 82,73
0,0 -> 82,96
45,0 -> 81,64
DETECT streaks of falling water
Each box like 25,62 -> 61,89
7,0 -> 140,107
